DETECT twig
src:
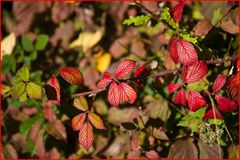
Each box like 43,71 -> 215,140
71,56 -> 237,98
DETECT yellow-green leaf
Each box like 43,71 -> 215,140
19,92 -> 27,102
11,82 -> 26,99
73,96 -> 88,111
2,84 -> 11,94
26,82 -> 42,99
17,65 -> 30,81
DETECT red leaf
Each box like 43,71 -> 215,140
178,39 -> 198,66
79,122 -> 94,151
118,82 -> 137,104
72,113 -> 86,131
187,91 -> 207,111
182,60 -> 208,83
108,82 -> 120,107
204,108 -> 223,119
215,95 -> 237,112
47,74 -> 61,105
212,75 -> 227,93
228,71 -> 240,104
97,79 -> 112,89
168,83 -> 180,95
237,57 -> 240,71
60,67 -> 83,85
89,112 -> 106,130
115,59 -> 136,79
169,38 -> 179,63
173,89 -> 186,106
103,72 -> 113,79
133,66 -> 149,79
171,2 -> 184,23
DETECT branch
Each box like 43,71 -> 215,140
71,56 -> 237,98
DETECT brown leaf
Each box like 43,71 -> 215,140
3,144 -> 18,158
198,140 -> 223,158
146,150 -> 159,159
220,18 -> 238,34
153,127 -> 169,140
47,120 -> 67,141
10,133 -> 28,153
127,150 -> 141,158
13,2 -> 50,36
51,2 -> 75,24
168,138 -> 198,158
46,147 -> 61,159
193,20 -> 212,36
84,67 -> 99,90
130,38 -> 146,58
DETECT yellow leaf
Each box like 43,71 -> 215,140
96,53 -> 111,73
1,32 -> 16,58
69,30 -> 102,52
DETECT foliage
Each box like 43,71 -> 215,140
1,1 -> 239,159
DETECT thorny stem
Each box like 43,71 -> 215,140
71,55 -> 238,98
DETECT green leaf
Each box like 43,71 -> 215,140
26,139 -> 36,157
26,82 -> 42,99
21,36 -> 34,52
35,34 -> 49,51
211,9 -> 222,26
189,107 -> 207,119
11,82 -> 26,99
123,15 -> 150,26
177,116 -> 203,133
19,114 -> 44,136
187,78 -> 209,92
180,32 -> 198,44
29,51 -> 37,60
19,92 -> 27,102
2,55 -> 16,73
17,65 -> 30,81
208,119 -> 223,125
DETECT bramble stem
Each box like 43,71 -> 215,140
71,55 -> 237,98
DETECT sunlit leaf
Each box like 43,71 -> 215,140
115,59 -> 136,79
26,82 -> 42,99
69,30 -> 103,52
118,82 -> 137,104
107,82 -> 120,107
11,82 -> 26,99
1,32 -> 16,58
178,39 -> 198,66
17,65 -> 30,81
182,61 -> 208,83
73,96 -> 88,111
79,122 -> 94,151
96,53 -> 111,73
89,112 -> 105,129
60,67 -> 83,85
72,113 -> 86,131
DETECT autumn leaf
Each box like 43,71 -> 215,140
115,59 -> 136,79
1,32 -> 16,58
69,30 -> 103,52
97,77 -> 112,89
72,113 -> 86,131
89,112 -> 105,129
228,71 -> 240,104
73,96 -> 88,111
187,91 -> 207,111
60,67 -> 83,85
215,95 -> 237,112
118,82 -> 137,104
204,108 -> 223,119
169,37 -> 179,63
96,53 -> 111,73
212,75 -> 227,93
173,89 -> 186,106
79,122 -> 94,151
168,83 -> 181,95
177,39 -> 198,66
182,60 -> 208,83
46,74 -> 61,105
107,82 -> 120,107
171,1 -> 185,23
